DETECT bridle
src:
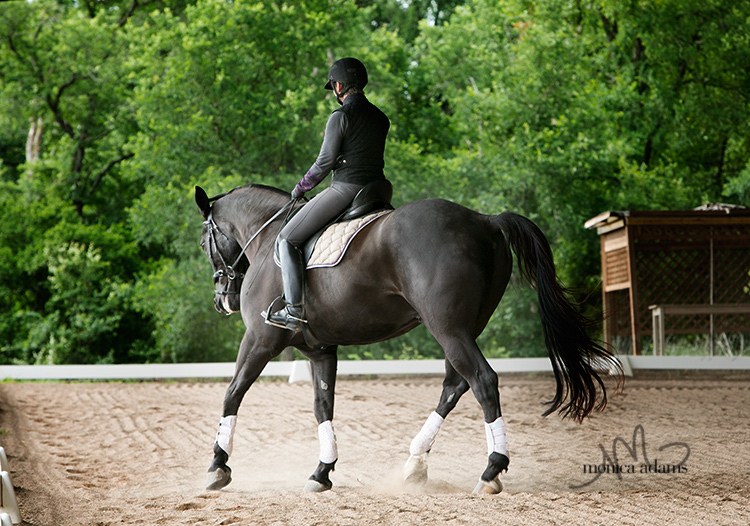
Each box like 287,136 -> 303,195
203,199 -> 296,296
204,213 -> 244,293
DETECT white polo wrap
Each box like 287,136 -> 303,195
216,415 -> 237,457
409,411 -> 444,456
485,416 -> 509,457
318,420 -> 338,464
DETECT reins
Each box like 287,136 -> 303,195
230,199 -> 295,273
205,198 -> 297,292
239,198 -> 299,292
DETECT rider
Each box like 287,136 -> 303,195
265,57 -> 391,331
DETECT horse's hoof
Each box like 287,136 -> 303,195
206,466 -> 232,491
403,453 -> 428,486
304,479 -> 332,492
473,476 -> 503,495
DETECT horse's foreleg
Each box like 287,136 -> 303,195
404,360 -> 470,485
301,347 -> 338,493
207,331 -> 276,490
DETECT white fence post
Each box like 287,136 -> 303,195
288,360 -> 312,383
0,470 -> 21,524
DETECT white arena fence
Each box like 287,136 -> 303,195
0,447 -> 21,524
0,356 -> 748,382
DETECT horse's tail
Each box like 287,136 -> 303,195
493,212 -> 622,423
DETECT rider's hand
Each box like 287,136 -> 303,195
291,187 -> 305,200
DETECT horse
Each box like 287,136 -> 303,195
195,183 -> 621,494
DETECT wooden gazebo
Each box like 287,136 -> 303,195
585,205 -> 750,355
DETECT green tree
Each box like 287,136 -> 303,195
358,0 -> 464,42
0,2 -> 145,219
395,0 -> 750,354
127,0 -> 362,243
3,0 -> 749,365
127,0 -> 374,362
0,0 -> 169,364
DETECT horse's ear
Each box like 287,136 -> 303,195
195,186 -> 211,219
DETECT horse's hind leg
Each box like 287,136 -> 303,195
404,360 -> 469,485
440,334 -> 510,494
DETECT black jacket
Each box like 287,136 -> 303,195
295,93 -> 390,193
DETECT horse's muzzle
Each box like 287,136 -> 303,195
214,291 -> 238,315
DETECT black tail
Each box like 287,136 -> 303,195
494,212 -> 622,423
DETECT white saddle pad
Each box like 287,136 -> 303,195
307,210 -> 391,269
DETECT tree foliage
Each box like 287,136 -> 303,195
1,0 -> 749,364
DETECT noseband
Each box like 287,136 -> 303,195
204,200 -> 295,297
204,213 -> 245,295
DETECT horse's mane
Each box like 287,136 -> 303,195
211,183 -> 290,220
246,183 -> 290,200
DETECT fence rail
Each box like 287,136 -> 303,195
0,356 -> 748,382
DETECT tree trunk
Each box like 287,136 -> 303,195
26,117 -> 43,163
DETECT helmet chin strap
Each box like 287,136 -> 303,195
333,82 -> 345,105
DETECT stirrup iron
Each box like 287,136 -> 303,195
262,296 -> 307,330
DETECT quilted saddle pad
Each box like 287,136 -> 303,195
306,210 -> 392,269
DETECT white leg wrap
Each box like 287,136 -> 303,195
318,420 -> 338,464
216,415 -> 237,457
485,416 -> 509,457
409,411 -> 445,456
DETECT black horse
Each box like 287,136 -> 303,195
195,183 -> 621,494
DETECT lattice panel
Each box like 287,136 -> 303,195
648,313 -> 750,336
636,247 -> 711,331
604,288 -> 632,337
714,248 -> 750,304
632,224 -> 750,336
714,312 -> 750,333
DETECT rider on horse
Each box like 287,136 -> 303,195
265,57 -> 391,331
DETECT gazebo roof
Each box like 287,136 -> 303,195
585,205 -> 750,234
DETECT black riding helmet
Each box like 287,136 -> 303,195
324,57 -> 368,91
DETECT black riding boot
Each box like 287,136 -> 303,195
265,240 -> 307,331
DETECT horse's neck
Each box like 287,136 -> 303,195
220,189 -> 287,244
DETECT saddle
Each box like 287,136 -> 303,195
276,179 -> 394,267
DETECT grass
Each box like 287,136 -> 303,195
660,332 -> 748,356
608,333 -> 748,356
